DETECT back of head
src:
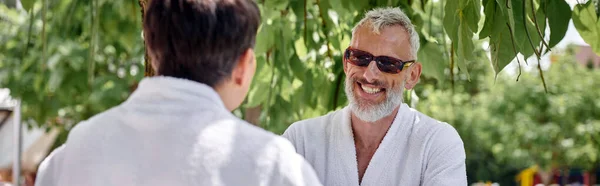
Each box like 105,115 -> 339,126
143,0 -> 261,87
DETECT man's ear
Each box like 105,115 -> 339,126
343,59 -> 349,74
404,62 -> 422,90
231,49 -> 255,86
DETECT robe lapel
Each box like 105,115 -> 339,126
359,104 -> 415,186
330,107 -> 360,186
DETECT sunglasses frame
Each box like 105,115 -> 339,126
343,47 -> 415,74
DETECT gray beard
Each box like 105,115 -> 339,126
344,77 -> 404,122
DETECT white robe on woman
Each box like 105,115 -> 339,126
35,76 -> 322,186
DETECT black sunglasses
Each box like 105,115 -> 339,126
344,47 -> 415,74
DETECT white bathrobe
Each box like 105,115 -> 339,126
35,77 -> 322,186
283,103 -> 467,186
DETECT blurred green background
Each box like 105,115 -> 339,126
1,0 -> 600,184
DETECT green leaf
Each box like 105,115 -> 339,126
535,3 -> 547,45
418,43 -> 446,82
456,20 -> 474,79
510,0 -> 534,58
464,0 -> 482,32
443,0 -> 460,42
290,0 -> 304,20
573,1 -> 600,56
546,0 -> 571,48
290,54 -> 306,81
246,58 -> 272,107
21,0 -> 35,12
496,0 -> 516,34
294,38 -> 308,59
255,25 -> 275,54
490,25 -> 517,76
458,0 -> 470,8
350,0 -> 369,12
480,0 -> 497,39
265,0 -> 289,11
445,0 -> 479,78
328,0 -> 346,14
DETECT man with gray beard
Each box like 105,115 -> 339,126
282,7 -> 467,186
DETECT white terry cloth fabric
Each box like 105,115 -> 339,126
283,103 -> 467,186
35,76 -> 322,186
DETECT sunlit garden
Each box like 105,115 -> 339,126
1,0 -> 599,185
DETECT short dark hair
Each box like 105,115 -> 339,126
143,0 -> 260,87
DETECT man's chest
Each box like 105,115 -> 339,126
300,141 -> 426,186
355,147 -> 378,182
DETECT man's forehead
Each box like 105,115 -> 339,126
350,24 -> 413,59
352,24 -> 409,43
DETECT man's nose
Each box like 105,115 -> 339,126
362,61 -> 381,83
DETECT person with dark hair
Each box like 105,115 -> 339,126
34,0 -> 322,186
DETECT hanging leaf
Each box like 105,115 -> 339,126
490,25 -> 517,76
495,0 -> 517,38
418,42 -> 446,82
289,53 -> 306,81
265,0 -> 289,11
547,0 -> 571,48
21,0 -> 36,12
350,0 -> 369,12
463,0 -> 482,32
480,0 -> 499,39
444,0 -> 478,78
510,0 -> 539,58
572,1 -> 600,56
456,20 -> 474,79
254,25 -> 275,54
535,2 -> 547,45
47,68 -> 65,93
246,57 -> 272,107
443,0 -> 460,41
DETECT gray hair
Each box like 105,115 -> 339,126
352,7 -> 420,60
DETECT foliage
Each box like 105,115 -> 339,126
236,0 -> 600,133
1,0 -> 600,183
0,0 -> 143,133
417,46 -> 600,183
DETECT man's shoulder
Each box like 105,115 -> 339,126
410,110 -> 463,148
286,108 -> 345,134
414,112 -> 456,132
233,116 -> 294,145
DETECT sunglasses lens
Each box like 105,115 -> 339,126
346,50 -> 372,66
345,48 -> 411,74
376,57 -> 402,74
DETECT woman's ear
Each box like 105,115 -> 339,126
404,62 -> 422,90
231,49 -> 256,87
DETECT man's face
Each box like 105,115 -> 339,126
344,24 -> 415,122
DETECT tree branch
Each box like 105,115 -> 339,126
304,0 -> 308,44
428,0 -> 434,37
266,51 -> 276,126
537,58 -> 548,93
450,43 -> 455,92
42,0 -> 47,71
88,0 -> 97,86
530,0 -> 550,51
523,0 -> 541,59
315,0 -> 333,60
537,34 -> 548,93
332,71 -> 343,110
21,10 -> 34,63
507,23 -> 522,81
